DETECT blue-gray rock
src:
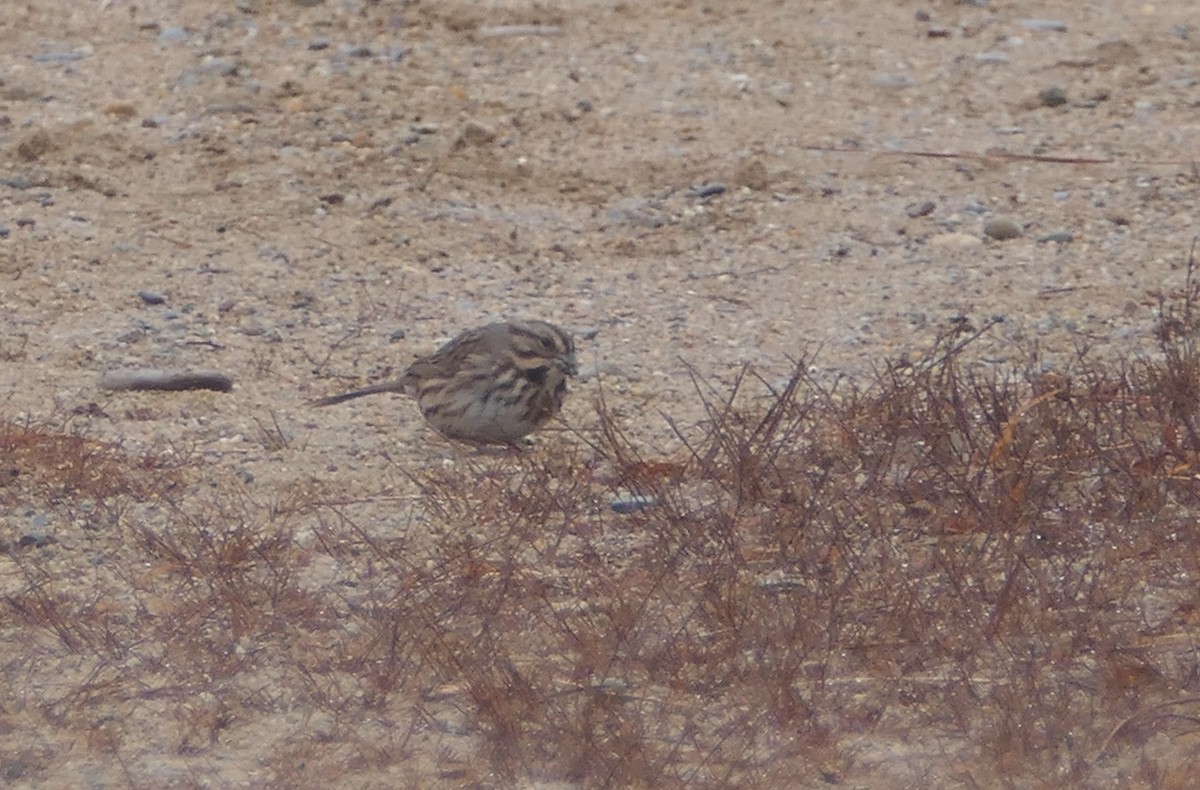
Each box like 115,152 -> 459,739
157,27 -> 189,44
34,51 -> 87,63
691,182 -> 726,199
1020,19 -> 1067,32
610,494 -> 658,514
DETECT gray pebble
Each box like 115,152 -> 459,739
756,574 -> 807,591
906,200 -> 936,218
137,290 -> 167,305
456,120 -> 496,147
610,494 -> 658,514
1020,19 -> 1067,32
157,27 -> 189,44
691,182 -> 726,199
870,72 -> 916,89
198,57 -> 239,77
573,326 -> 601,341
1037,231 -> 1074,244
389,328 -> 408,342
18,533 -> 56,549
1039,86 -> 1068,107
0,226 -> 9,239
983,216 -> 1022,240
34,51 -> 87,63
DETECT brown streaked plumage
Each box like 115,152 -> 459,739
312,319 -> 577,444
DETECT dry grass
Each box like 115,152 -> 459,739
6,271 -> 1200,787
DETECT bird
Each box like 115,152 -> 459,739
312,319 -> 578,444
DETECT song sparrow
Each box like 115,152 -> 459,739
313,319 -> 578,444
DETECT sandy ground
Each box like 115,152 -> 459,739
3,0 -> 1197,457
3,0 -> 1199,785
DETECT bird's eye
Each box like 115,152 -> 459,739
523,365 -> 549,385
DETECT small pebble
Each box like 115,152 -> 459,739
906,200 -> 936,218
610,494 -> 658,514
983,216 -> 1022,240
1037,231 -> 1074,244
691,182 -> 726,199
870,72 -> 916,89
198,57 -> 239,77
389,328 -> 408,342
1020,19 -> 1067,32
157,27 -> 189,44
138,290 -> 167,305
757,573 -> 807,591
1039,86 -> 1068,107
456,120 -> 496,147
478,25 -> 563,38
34,51 -> 87,63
